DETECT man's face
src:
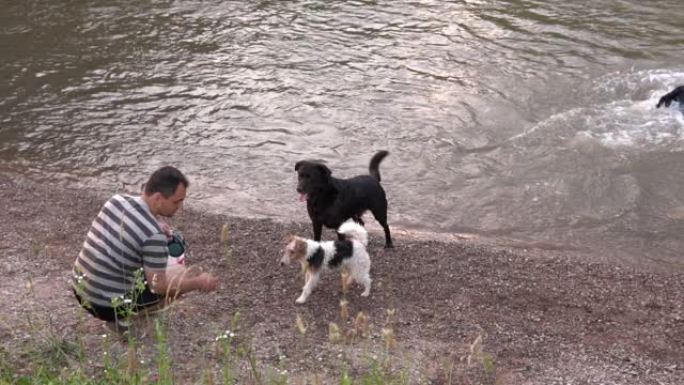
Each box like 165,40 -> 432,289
154,184 -> 186,217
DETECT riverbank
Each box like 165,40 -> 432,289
1,171 -> 682,384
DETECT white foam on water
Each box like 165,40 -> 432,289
563,69 -> 684,150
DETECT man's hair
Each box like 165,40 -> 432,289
144,166 -> 189,198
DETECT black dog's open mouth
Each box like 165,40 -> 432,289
299,193 -> 308,202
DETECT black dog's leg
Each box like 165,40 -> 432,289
380,221 -> 393,248
370,206 -> 393,248
313,221 -> 323,241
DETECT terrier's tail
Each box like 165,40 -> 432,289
337,219 -> 368,247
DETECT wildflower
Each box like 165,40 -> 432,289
123,299 -> 132,304
215,329 -> 235,341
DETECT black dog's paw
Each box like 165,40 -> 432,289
656,85 -> 684,108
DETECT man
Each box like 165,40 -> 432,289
72,166 -> 218,329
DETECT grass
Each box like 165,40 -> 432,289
0,301 -> 499,385
2,274 -> 497,384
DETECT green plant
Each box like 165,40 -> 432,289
220,224 -> 233,267
154,319 -> 173,385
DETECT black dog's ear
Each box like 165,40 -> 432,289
295,161 -> 304,171
317,164 -> 332,178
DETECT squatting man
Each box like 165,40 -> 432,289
72,166 -> 218,331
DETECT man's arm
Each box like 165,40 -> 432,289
656,85 -> 684,108
145,268 -> 218,298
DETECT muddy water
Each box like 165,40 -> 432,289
2,0 -> 684,270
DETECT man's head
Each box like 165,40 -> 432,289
143,166 -> 189,217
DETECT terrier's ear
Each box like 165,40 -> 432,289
295,161 -> 304,171
293,238 -> 308,260
285,235 -> 296,250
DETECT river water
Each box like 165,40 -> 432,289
2,0 -> 684,270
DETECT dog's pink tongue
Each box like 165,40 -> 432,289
299,193 -> 307,202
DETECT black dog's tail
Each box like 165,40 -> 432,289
369,150 -> 389,182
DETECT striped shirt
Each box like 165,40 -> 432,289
73,194 -> 168,308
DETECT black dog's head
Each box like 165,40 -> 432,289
294,160 -> 332,201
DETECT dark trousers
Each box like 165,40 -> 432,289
73,287 -> 161,322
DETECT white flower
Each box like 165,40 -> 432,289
123,299 -> 132,304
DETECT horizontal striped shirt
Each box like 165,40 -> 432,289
73,194 -> 168,308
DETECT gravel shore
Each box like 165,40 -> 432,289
1,171 -> 682,384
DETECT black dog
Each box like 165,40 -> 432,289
656,85 -> 684,109
295,151 -> 393,248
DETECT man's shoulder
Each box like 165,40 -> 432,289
101,194 -> 161,234
105,194 -> 145,210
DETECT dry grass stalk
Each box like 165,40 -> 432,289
353,311 -> 370,339
220,224 -> 230,244
340,269 -> 351,294
466,333 -> 483,367
381,327 -> 396,351
126,342 -> 139,376
295,314 -> 307,335
339,299 -> 349,320
328,322 -> 342,344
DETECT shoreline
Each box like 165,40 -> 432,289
2,162 -> 680,274
1,170 -> 683,384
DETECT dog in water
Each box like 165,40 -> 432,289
294,150 -> 393,248
280,219 -> 371,304
656,85 -> 684,110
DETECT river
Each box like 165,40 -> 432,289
2,0 -> 684,270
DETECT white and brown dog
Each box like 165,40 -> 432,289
281,219 -> 371,304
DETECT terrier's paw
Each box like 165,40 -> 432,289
361,290 -> 370,297
295,296 -> 307,304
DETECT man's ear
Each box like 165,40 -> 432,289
150,192 -> 164,204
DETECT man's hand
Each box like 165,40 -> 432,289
656,85 -> 684,108
156,218 -> 173,239
197,273 -> 219,292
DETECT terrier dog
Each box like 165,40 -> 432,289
280,219 -> 371,304
295,150 -> 393,248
